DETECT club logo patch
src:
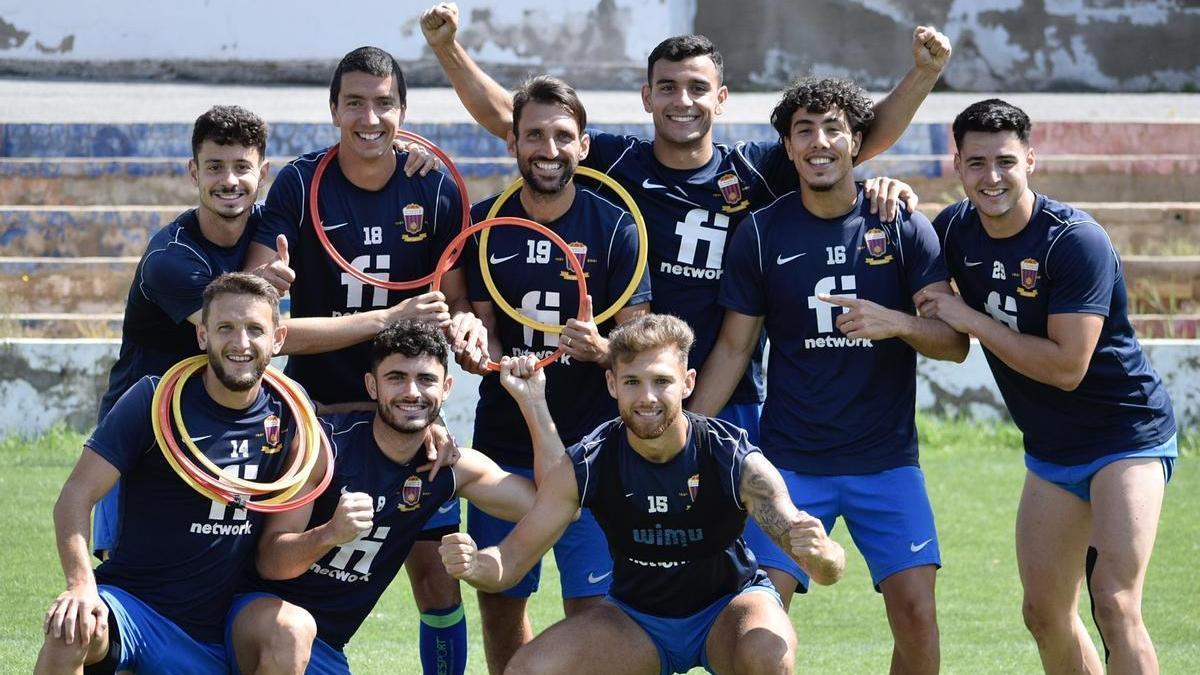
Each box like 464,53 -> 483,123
687,473 -> 700,502
863,228 -> 893,265
401,203 -> 427,242
261,414 -> 282,454
560,242 -> 591,280
399,475 -> 423,511
1018,258 -> 1039,297
717,173 -> 749,213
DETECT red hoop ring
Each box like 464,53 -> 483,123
154,361 -> 334,512
308,129 -> 471,290
431,216 -> 588,371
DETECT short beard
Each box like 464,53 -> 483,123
208,352 -> 266,392
378,398 -> 441,434
519,159 -> 574,196
621,408 -> 674,440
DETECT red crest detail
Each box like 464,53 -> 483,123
864,228 -> 888,257
402,203 -> 424,235
402,475 -> 423,506
687,473 -> 700,502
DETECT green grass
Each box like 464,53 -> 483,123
3,419 -> 1196,674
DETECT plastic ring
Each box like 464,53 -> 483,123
431,216 -> 588,371
481,166 -> 647,329
308,129 -> 471,290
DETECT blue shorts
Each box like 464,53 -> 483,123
226,592 -> 349,675
467,463 -> 611,599
1025,434 -> 1178,502
422,495 -> 462,534
744,466 -> 940,591
98,585 -> 227,674
716,401 -> 762,446
93,484 -> 121,554
607,571 -> 779,674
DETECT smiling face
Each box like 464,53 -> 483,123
783,106 -> 860,193
641,55 -> 727,151
196,293 -> 283,393
189,140 -> 265,224
330,70 -> 405,163
510,101 -> 589,196
366,353 -> 451,434
954,130 -> 1036,227
606,345 -> 695,441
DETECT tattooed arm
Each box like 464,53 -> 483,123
739,452 -> 845,585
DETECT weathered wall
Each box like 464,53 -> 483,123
698,0 -> 1200,92
3,340 -> 1197,441
1,1 -> 1195,91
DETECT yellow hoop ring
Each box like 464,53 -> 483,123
168,359 -> 317,502
151,355 -> 326,508
480,166 -> 648,334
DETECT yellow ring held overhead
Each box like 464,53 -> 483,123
481,166 -> 648,334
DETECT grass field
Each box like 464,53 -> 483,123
2,418 -> 1195,674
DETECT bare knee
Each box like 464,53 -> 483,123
734,627 -> 795,675
1090,587 -> 1141,634
35,633 -> 93,674
1022,594 -> 1072,642
257,606 -> 316,674
889,592 -> 938,634
503,644 -> 556,675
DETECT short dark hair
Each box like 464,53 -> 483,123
330,46 -> 407,108
770,77 -> 875,146
607,314 -> 694,369
370,319 -> 449,373
952,98 -> 1032,150
190,105 -> 268,161
201,272 -> 281,325
646,34 -> 723,85
512,75 -> 587,136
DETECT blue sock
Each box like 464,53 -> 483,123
419,604 -> 467,675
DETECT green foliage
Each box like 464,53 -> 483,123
3,419 -> 1196,673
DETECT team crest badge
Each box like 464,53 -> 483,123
399,475 -> 424,511
261,414 -> 282,454
717,173 -> 749,213
1018,258 -> 1039,297
560,242 -> 591,280
687,474 -> 700,502
863,228 -> 893,265
401,204 -> 428,242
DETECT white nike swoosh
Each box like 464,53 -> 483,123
340,485 -> 351,495
587,571 -> 613,584
641,179 -> 668,191
776,253 -> 807,265
189,435 -> 212,442
437,502 -> 457,514
489,253 -> 519,264
624,492 -> 635,498
910,538 -> 934,553
963,258 -> 983,267
322,221 -> 350,232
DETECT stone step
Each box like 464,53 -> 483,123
1,253 -> 1194,317
3,152 -> 1196,206
5,121 -> 1197,158
4,309 -> 1194,340
6,202 -> 1197,257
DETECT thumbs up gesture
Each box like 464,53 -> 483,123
561,295 -> 607,364
255,234 -> 297,293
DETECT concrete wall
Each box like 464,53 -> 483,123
1,1 -> 1196,91
3,339 -> 1196,441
